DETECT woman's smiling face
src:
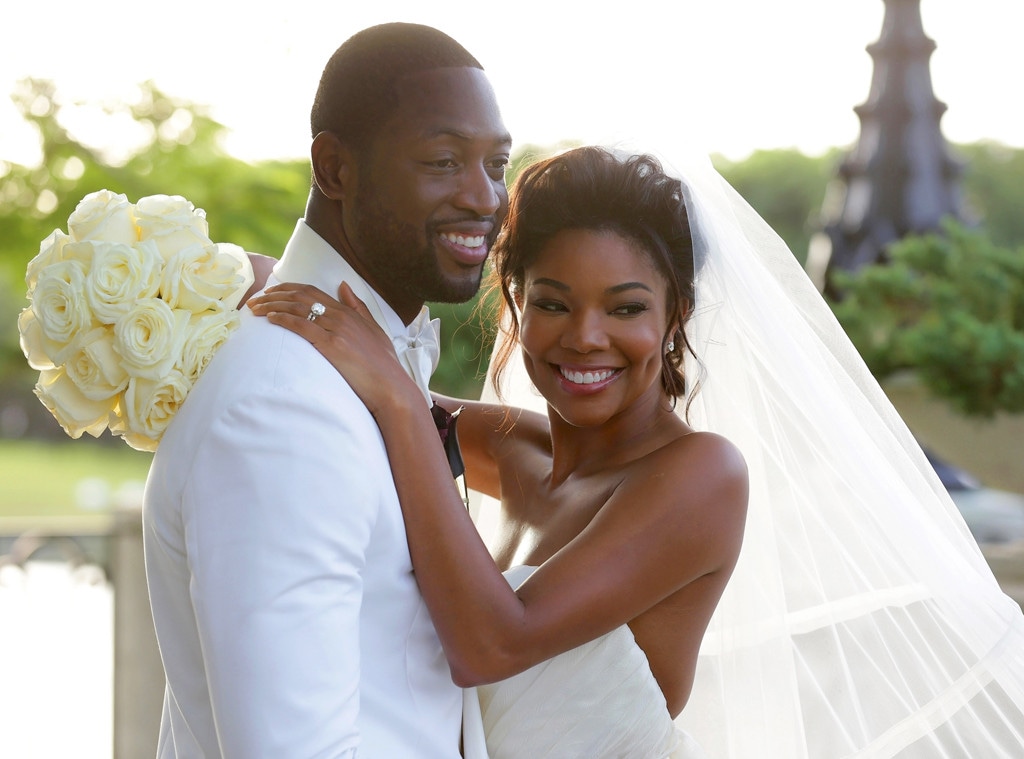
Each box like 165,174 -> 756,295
519,228 -> 671,428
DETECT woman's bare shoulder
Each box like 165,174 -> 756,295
633,427 -> 746,478
672,430 -> 747,480
626,430 -> 749,527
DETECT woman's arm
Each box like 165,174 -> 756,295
247,282 -> 748,687
383,396 -> 747,689
430,392 -> 542,499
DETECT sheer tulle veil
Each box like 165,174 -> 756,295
472,145 -> 1024,756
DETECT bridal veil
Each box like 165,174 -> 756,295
476,147 -> 1024,757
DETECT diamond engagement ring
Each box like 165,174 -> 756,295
307,302 -> 326,321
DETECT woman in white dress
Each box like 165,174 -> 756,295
250,145 -> 1024,757
250,146 -> 746,757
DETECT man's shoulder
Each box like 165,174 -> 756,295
168,312 -> 372,441
206,311 -> 342,390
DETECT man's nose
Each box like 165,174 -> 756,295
454,164 -> 503,217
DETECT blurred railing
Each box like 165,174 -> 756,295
0,507 -> 164,759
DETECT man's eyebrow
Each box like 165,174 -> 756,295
421,126 -> 513,146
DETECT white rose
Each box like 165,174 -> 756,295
34,367 -> 116,440
85,239 -> 163,323
113,298 -> 190,380
134,194 -> 212,261
177,310 -> 239,384
114,371 -> 191,452
62,327 -> 131,401
18,307 -> 61,370
211,242 -> 255,309
67,189 -> 137,244
31,258 -> 96,354
161,241 -> 254,313
25,229 -> 70,295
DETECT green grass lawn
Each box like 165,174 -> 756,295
0,439 -> 153,518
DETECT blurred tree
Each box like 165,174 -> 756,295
830,220 -> 1024,417
0,77 -> 308,281
712,144 -> 1024,268
820,141 -> 1024,418
958,141 -> 1024,249
713,148 -> 841,265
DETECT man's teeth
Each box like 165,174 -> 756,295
441,232 -> 485,248
560,367 -> 616,385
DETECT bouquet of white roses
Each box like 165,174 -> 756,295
18,190 -> 255,452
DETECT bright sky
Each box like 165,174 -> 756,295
1,0 -> 1020,171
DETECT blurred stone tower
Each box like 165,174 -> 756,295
806,0 -> 968,296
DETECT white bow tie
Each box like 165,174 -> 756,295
393,308 -> 440,405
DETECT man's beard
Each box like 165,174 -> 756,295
350,188 -> 485,306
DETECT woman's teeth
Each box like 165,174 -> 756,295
560,367 -> 616,385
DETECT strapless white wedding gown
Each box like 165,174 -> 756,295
462,566 -> 706,758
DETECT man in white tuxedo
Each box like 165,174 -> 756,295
143,23 -> 511,757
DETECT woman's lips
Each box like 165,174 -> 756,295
555,365 -> 622,393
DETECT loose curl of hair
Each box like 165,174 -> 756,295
488,146 -> 698,410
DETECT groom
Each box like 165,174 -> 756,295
143,23 -> 511,757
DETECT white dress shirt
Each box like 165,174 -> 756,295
144,220 -> 461,758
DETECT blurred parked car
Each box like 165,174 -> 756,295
925,449 -> 1024,544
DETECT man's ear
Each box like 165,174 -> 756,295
311,131 -> 353,200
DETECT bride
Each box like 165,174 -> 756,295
251,146 -> 741,757
249,146 -> 1024,757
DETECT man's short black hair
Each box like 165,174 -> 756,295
310,23 -> 483,152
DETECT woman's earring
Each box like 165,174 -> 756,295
666,341 -> 675,354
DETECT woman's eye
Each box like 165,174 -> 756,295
531,299 -> 566,313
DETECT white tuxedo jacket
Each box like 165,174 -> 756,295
144,221 -> 461,758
